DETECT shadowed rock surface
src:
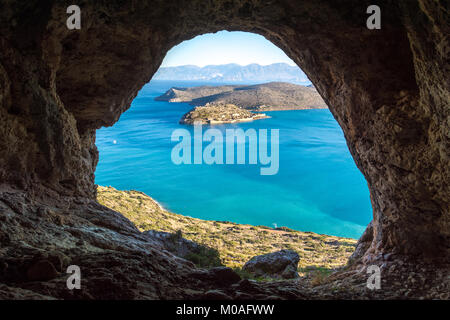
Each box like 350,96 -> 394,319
243,250 -> 300,279
0,0 -> 449,299
143,229 -> 223,268
156,82 -> 327,110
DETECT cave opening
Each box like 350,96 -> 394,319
1,0 -> 448,301
94,31 -> 373,274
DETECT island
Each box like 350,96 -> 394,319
179,103 -> 270,125
156,81 -> 327,111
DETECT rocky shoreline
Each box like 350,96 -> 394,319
179,103 -> 270,125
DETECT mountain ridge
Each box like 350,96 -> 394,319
153,63 -> 310,83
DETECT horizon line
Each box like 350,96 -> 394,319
159,62 -> 299,68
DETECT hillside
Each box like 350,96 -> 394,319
155,82 -> 327,110
152,63 -> 310,83
97,186 -> 356,274
180,103 -> 270,124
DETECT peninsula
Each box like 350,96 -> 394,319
156,82 -> 327,111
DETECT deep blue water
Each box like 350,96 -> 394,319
95,80 -> 372,238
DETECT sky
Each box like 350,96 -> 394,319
160,31 -> 296,67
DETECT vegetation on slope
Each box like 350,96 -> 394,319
155,82 -> 327,110
97,186 -> 356,276
180,103 -> 269,124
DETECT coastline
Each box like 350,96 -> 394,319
97,186 -> 357,271
254,105 -> 328,111
180,114 -> 271,125
179,103 -> 271,125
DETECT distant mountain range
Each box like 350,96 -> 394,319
156,82 -> 327,111
152,63 -> 310,83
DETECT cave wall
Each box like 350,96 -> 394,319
0,0 -> 448,261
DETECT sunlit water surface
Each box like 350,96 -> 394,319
95,80 -> 372,238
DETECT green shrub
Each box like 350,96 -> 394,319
168,229 -> 183,243
184,247 -> 222,268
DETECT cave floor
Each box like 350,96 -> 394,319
0,191 -> 448,300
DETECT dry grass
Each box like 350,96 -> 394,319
97,186 -> 356,271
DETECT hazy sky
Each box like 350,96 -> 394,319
160,31 -> 296,67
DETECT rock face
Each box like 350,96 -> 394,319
0,0 -> 449,299
156,82 -> 327,110
180,103 -> 269,124
143,230 -> 222,268
189,267 -> 242,288
243,250 -> 300,279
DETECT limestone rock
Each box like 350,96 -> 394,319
143,230 -> 201,258
143,229 -> 221,268
349,221 -> 374,264
26,260 -> 59,282
189,267 -> 241,288
209,267 -> 242,287
243,250 -> 300,279
202,289 -> 232,300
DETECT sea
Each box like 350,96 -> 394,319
95,80 -> 372,239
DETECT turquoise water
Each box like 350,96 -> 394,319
95,80 -> 372,239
